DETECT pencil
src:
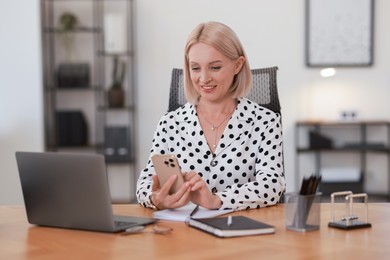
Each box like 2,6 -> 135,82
299,174 -> 321,195
189,205 -> 199,218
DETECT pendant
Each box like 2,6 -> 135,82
212,144 -> 216,148
211,126 -> 215,131
210,160 -> 218,167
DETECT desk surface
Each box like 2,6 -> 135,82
1,203 -> 389,260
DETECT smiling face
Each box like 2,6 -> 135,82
188,42 -> 244,104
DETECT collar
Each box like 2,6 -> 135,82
172,97 -> 259,123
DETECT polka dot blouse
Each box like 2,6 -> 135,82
136,97 -> 286,211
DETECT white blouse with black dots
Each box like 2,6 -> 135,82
136,97 -> 286,211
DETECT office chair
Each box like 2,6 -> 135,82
167,66 -> 281,115
167,67 -> 284,203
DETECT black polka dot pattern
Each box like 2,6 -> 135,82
136,97 -> 286,210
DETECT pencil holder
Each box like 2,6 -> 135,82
285,192 -> 321,232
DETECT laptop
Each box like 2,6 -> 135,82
15,151 -> 155,233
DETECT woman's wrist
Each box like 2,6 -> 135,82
211,194 -> 222,209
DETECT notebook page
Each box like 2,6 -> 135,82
153,203 -> 233,222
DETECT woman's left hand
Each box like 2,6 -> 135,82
150,174 -> 191,210
184,171 -> 221,209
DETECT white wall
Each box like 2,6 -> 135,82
1,0 -> 389,204
0,0 -> 43,204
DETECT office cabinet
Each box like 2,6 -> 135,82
41,0 -> 137,202
295,121 -> 390,198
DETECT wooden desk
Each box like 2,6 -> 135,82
1,204 -> 389,259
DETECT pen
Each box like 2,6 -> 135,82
189,205 -> 199,218
227,215 -> 233,226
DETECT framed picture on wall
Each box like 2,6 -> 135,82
305,0 -> 374,67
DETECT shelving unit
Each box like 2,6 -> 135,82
41,0 -> 137,202
295,121 -> 390,198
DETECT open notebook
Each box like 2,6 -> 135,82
154,203 -> 233,222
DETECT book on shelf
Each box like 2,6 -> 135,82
187,215 -> 275,238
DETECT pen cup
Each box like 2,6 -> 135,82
285,192 -> 321,232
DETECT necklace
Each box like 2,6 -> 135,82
197,107 -> 234,149
199,109 -> 232,131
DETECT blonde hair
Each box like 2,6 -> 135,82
183,21 -> 252,104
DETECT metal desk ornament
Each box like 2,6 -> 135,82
328,191 -> 372,230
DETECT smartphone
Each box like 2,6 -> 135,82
151,154 -> 184,194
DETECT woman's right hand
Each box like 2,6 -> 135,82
150,174 -> 192,210
184,171 -> 222,209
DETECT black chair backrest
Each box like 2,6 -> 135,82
168,67 -> 280,114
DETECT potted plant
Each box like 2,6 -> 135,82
107,56 -> 126,108
59,12 -> 78,62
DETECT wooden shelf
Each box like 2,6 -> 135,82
43,27 -> 101,34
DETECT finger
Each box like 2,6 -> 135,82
191,180 -> 205,191
159,174 -> 177,195
170,184 -> 192,207
151,174 -> 160,192
168,181 -> 191,203
183,171 -> 197,181
184,172 -> 201,184
187,175 -> 203,187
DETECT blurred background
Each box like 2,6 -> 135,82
1,0 -> 389,204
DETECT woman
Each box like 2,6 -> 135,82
136,21 -> 285,211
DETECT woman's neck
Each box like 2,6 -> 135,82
196,98 -> 237,118
196,97 -> 238,153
